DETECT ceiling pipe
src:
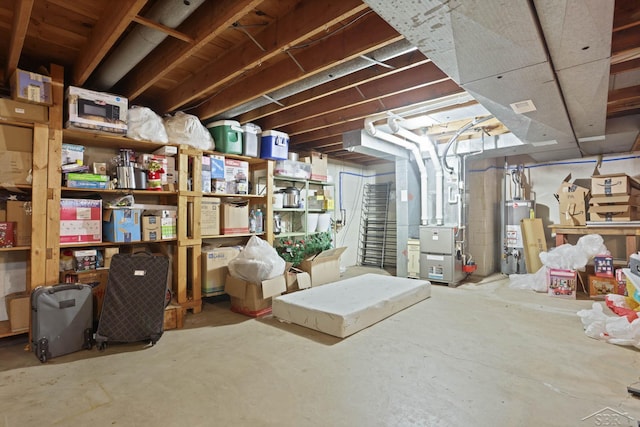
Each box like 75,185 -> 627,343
441,115 -> 495,174
388,118 -> 444,226
91,0 -> 206,90
364,119 -> 429,226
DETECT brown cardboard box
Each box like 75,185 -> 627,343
225,273 -> 286,316
591,173 -> 640,196
301,151 -> 328,181
0,124 -> 33,185
6,200 -> 31,246
520,218 -> 546,273
5,291 -> 30,332
201,198 -> 221,236
103,247 -> 119,268
589,205 -> 638,222
0,98 -> 49,123
10,69 -> 53,105
201,246 -> 241,294
284,263 -> 312,293
142,215 -> 162,241
588,275 -> 619,299
220,199 -> 249,234
556,174 -> 589,226
298,247 -> 347,287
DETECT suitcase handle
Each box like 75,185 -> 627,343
47,284 -> 87,294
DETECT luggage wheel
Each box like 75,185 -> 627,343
37,338 -> 49,363
97,342 -> 107,351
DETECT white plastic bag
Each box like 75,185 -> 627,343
127,106 -> 169,143
163,111 -> 214,150
508,266 -> 549,292
539,234 -> 608,270
228,236 -> 286,283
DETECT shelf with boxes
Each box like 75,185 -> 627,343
0,117 -> 49,339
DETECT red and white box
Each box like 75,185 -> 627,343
547,268 -> 577,299
60,198 -> 102,244
0,221 -> 16,247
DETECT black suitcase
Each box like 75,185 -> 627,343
31,284 -> 94,363
95,252 -> 169,350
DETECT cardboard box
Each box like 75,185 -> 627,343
225,273 -> 286,316
0,222 -> 16,247
520,218 -> 546,273
590,194 -> 640,207
103,208 -> 142,242
161,217 -> 177,239
210,155 -> 225,179
284,264 -> 312,293
202,155 -> 212,193
298,247 -> 347,287
220,199 -> 249,234
547,268 -> 577,299
556,174 -> 590,226
589,205 -> 638,222
594,255 -> 614,277
0,124 -> 33,185
142,215 -> 162,241
591,173 -> 640,196
588,275 -> 619,299
0,97 -> 48,123
6,200 -> 32,246
274,159 -> 311,179
224,158 -> 249,194
60,199 -> 102,244
11,68 -> 53,105
201,198 -> 220,236
65,86 -> 128,134
103,247 -> 119,268
201,246 -> 242,294
5,292 -> 30,333
302,151 -> 328,181
73,249 -> 97,271
61,143 -> 84,167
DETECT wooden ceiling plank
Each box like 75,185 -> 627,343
237,51 -> 430,123
132,15 -> 194,43
6,0 -> 35,81
607,84 -> 640,115
194,13 -> 403,120
285,80 -> 463,138
116,0 -> 263,99
159,0 -> 369,113
72,0 -> 148,86
610,57 -> 640,74
258,61 -> 447,129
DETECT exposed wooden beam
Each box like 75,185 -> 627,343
610,57 -> 640,74
238,50 -> 430,123
6,0 -> 35,82
72,0 -> 148,86
157,0 -> 368,113
613,0 -> 640,32
116,0 -> 263,100
607,84 -> 640,116
194,13 -> 403,120
257,61 -> 448,130
284,80 -> 463,138
632,132 -> 640,152
132,15 -> 194,43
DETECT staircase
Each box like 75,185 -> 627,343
357,182 -> 396,268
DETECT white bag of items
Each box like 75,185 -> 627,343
163,111 -> 214,150
228,236 -> 286,284
509,234 -> 609,292
127,106 -> 169,143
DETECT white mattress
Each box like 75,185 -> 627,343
272,274 -> 431,338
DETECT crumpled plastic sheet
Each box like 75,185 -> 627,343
508,234 -> 609,293
577,299 -> 640,349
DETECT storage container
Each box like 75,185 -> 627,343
242,123 -> 261,157
260,130 -> 289,160
206,120 -> 243,155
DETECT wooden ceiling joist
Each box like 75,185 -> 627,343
72,0 -> 147,86
5,0 -> 34,82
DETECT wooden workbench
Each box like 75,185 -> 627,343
549,224 -> 640,259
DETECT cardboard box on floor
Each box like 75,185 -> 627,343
298,247 -> 347,287
225,273 -> 287,315
555,174 -> 590,226
5,291 -> 30,333
201,246 -> 241,294
284,263 -> 311,293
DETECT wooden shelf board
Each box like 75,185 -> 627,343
0,320 -> 27,339
202,192 -> 265,199
63,128 -> 174,151
60,239 -> 178,248
0,246 -> 30,252
0,184 -> 32,191
61,187 -> 177,196
202,233 -> 264,239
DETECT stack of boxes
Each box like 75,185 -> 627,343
589,173 -> 640,222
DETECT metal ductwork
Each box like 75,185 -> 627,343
91,0 -> 206,90
218,40 -> 418,120
363,0 -> 615,162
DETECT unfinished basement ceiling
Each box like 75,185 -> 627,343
1,0 -> 638,165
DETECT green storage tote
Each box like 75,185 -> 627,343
206,120 -> 243,155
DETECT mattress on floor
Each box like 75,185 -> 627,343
272,273 -> 431,338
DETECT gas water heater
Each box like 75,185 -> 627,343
501,199 -> 535,275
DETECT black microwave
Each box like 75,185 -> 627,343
78,99 -> 120,122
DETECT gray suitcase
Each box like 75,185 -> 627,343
31,284 -> 94,363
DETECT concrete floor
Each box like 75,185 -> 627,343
1,270 -> 639,427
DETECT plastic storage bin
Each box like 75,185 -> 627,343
260,130 -> 289,160
242,123 -> 261,157
207,120 -> 243,155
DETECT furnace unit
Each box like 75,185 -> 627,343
419,226 -> 465,286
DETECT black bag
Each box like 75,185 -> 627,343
95,252 -> 170,350
31,284 -> 94,363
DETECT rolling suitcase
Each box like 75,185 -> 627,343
95,252 -> 169,350
31,284 -> 94,363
